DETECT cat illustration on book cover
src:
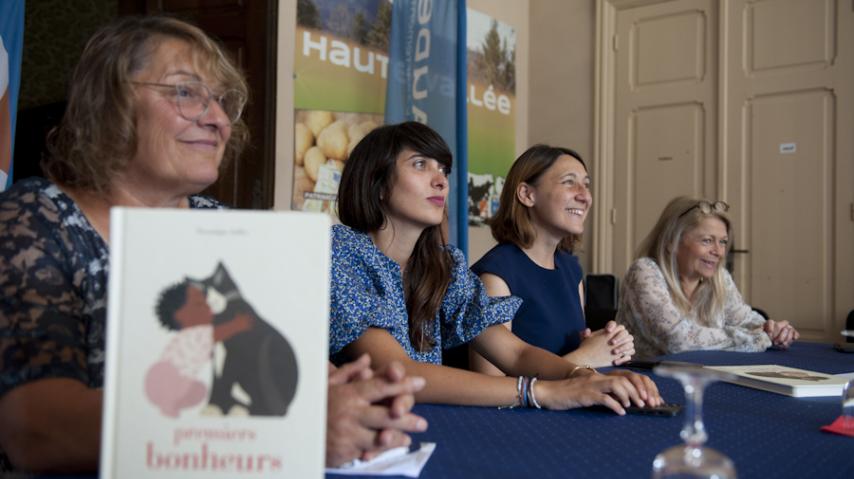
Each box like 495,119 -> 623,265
144,262 -> 299,418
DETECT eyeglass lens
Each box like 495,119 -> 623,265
175,82 -> 243,123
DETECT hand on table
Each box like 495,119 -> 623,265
535,368 -> 662,415
764,319 -> 799,349
326,354 -> 428,467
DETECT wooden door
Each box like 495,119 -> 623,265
611,0 -> 718,275
121,0 -> 277,209
723,0 -> 854,340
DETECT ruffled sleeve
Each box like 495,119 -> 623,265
439,247 -> 521,349
328,226 -> 404,355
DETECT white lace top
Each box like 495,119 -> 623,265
616,257 -> 771,357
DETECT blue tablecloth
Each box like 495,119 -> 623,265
330,341 -> 854,479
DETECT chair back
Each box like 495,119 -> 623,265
584,274 -> 619,331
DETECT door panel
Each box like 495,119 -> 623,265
612,0 -> 717,274
747,90 -> 834,335
631,103 -> 706,252
725,0 -> 852,340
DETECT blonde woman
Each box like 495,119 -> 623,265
616,196 -> 798,357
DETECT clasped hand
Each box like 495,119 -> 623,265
763,319 -> 799,349
326,354 -> 427,467
575,321 -> 636,367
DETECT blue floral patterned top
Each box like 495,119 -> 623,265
0,178 -> 222,470
0,177 -> 223,400
329,224 -> 522,364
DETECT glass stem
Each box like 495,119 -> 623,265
680,379 -> 708,448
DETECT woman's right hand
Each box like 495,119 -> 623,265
326,354 -> 428,467
534,370 -> 661,414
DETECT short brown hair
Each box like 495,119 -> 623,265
490,144 -> 587,252
44,15 -> 249,193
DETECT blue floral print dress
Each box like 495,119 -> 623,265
329,224 -> 522,365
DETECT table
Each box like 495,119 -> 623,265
330,341 -> 854,479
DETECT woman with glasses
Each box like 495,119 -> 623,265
616,196 -> 799,357
0,17 -> 422,472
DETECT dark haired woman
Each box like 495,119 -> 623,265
329,122 -> 661,411
470,145 -> 634,375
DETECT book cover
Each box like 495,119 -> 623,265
706,364 -> 848,398
101,208 -> 330,478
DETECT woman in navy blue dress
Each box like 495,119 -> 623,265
329,122 -> 660,412
471,145 -> 635,374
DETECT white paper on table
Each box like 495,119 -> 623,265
833,371 -> 854,381
326,442 -> 436,477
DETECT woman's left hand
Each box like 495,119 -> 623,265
763,319 -> 799,349
599,321 -> 635,365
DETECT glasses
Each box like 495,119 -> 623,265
132,81 -> 246,124
678,200 -> 729,219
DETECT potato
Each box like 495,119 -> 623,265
294,123 -> 313,166
303,146 -> 326,182
296,175 -> 315,194
317,120 -> 349,160
359,120 -> 378,133
347,123 -> 365,143
305,110 -> 334,137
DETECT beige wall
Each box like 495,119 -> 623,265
528,0 -> 596,272
466,0 -> 530,264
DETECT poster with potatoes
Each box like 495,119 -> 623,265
466,10 -> 516,227
293,110 -> 381,212
294,0 -> 390,214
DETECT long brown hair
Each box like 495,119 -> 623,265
44,15 -> 249,194
337,122 -> 454,351
490,144 -> 587,252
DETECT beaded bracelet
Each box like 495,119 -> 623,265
521,376 -> 530,408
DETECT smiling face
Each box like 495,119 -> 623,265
523,154 -> 592,242
676,216 -> 729,282
384,148 -> 449,234
125,38 -> 232,198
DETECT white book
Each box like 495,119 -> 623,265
705,364 -> 848,398
101,208 -> 330,478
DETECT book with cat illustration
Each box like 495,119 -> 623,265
705,364 -> 849,397
101,208 -> 330,478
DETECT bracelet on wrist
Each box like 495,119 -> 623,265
569,364 -> 597,377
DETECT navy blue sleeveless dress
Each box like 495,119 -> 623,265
471,243 -> 586,356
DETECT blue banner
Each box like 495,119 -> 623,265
385,0 -> 468,255
0,0 -> 25,190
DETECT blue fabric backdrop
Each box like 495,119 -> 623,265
0,0 -> 24,190
385,0 -> 468,255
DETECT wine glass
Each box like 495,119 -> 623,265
652,363 -> 737,479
